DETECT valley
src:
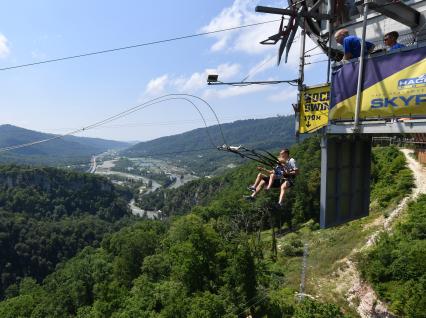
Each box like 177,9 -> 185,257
91,152 -> 200,218
2,0 -> 426,315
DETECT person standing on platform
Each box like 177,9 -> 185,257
384,31 -> 406,51
334,28 -> 375,61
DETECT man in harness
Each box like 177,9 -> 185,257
245,149 -> 299,206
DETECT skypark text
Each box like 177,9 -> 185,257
370,94 -> 426,108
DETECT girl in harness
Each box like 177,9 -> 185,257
245,149 -> 298,206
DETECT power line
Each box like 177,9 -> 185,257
172,93 -> 227,145
304,52 -> 325,57
305,59 -> 329,65
240,55 -> 275,82
0,19 -> 280,72
124,147 -> 218,157
208,78 -> 298,86
236,290 -> 270,317
46,112 -> 283,131
0,94 -> 225,153
305,44 -> 320,54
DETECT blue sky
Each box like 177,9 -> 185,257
0,0 -> 328,142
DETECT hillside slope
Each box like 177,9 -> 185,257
268,147 -> 416,317
0,125 -> 129,165
0,143 -> 417,317
137,136 -> 321,226
123,115 -> 296,175
0,165 -> 132,299
356,149 -> 426,317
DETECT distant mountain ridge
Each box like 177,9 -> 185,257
0,124 -> 130,165
123,115 -> 296,175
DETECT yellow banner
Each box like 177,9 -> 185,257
299,84 -> 330,133
330,48 -> 426,120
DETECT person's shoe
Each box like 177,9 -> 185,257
244,195 -> 255,201
276,202 -> 283,208
247,185 -> 256,192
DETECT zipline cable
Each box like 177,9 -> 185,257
0,98 -> 212,152
218,145 -> 281,167
0,0 -> 312,73
240,55 -> 275,82
0,94 -> 224,153
164,93 -> 227,145
122,147 -> 218,157
47,112 -> 282,131
235,289 -> 270,317
0,20 -> 280,72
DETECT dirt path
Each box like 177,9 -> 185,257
400,149 -> 426,196
336,149 -> 426,318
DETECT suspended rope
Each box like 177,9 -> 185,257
0,94 -> 223,153
218,145 -> 280,167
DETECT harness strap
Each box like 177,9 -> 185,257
218,145 -> 280,167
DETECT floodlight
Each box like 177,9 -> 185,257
207,74 -> 219,83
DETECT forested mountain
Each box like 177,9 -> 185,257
123,115 -> 296,175
137,140 -> 413,227
0,141 -> 420,317
0,125 -> 130,165
138,136 -> 322,227
0,165 -> 132,299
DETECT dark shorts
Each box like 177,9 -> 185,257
284,178 -> 295,187
261,176 -> 294,188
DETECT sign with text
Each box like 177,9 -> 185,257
299,84 -> 330,133
330,46 -> 426,120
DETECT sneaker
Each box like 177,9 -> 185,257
276,202 -> 283,208
247,185 -> 256,192
244,195 -> 255,201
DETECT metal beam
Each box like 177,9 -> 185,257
353,1 -> 369,132
368,0 -> 420,28
320,135 -> 371,228
255,6 -> 332,20
207,79 -> 298,85
327,119 -> 426,134
320,135 -> 328,228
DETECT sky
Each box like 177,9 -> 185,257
0,0 -> 329,142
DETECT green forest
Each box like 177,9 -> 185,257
0,138 -> 422,317
0,166 -> 133,299
360,194 -> 426,317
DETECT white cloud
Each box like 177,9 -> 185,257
0,34 -> 10,58
215,63 -> 241,79
200,0 -> 286,55
203,81 -> 272,99
243,54 -> 275,80
145,74 -> 169,95
200,1 -> 327,71
267,87 -> 298,102
142,61 -> 284,100
144,63 -> 241,95
173,72 -> 206,92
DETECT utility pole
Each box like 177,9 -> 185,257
295,17 -> 307,141
353,0 -> 370,132
298,243 -> 308,301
